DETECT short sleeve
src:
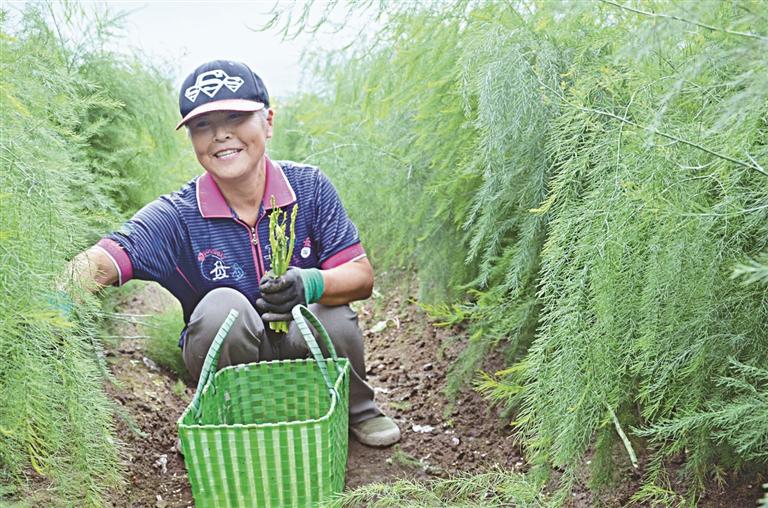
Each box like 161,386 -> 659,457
313,171 -> 366,269
97,197 -> 184,285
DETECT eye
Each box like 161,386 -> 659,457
192,119 -> 209,129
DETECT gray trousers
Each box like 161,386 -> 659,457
182,287 -> 383,425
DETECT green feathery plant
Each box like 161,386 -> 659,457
321,467 -> 550,508
268,0 -> 768,503
732,254 -> 768,286
144,305 -> 190,383
1,2 -> 196,505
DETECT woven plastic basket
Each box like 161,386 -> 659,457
177,305 -> 350,508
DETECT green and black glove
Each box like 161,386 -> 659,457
256,267 -> 324,323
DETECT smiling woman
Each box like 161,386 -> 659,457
67,57 -> 399,464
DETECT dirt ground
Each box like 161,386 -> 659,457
104,281 -> 765,508
104,280 -> 523,508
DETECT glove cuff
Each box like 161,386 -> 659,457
301,268 -> 325,304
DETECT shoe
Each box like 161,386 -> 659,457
350,415 -> 401,447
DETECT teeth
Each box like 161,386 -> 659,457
215,149 -> 239,158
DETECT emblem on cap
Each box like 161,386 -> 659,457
184,69 -> 244,103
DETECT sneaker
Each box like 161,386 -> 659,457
350,415 -> 401,447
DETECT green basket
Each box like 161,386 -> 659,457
178,305 -> 350,507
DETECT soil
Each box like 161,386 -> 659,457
103,280 -> 765,508
104,279 -> 523,508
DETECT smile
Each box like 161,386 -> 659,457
214,148 -> 242,159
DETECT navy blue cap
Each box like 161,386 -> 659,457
176,60 -> 270,130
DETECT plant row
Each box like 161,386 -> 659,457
270,0 -> 768,503
0,4 -> 195,505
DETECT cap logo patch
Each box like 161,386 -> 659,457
185,69 -> 244,103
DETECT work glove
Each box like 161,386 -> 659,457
256,267 -> 324,323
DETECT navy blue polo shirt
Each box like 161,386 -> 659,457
97,157 -> 366,331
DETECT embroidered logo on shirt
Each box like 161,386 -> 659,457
300,237 -> 312,259
198,249 -> 244,281
209,260 -> 230,280
185,70 -> 244,103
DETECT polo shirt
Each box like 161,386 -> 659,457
96,157 -> 366,331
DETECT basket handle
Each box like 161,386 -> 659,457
291,305 -> 341,396
191,309 -> 240,421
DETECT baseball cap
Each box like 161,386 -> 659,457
176,60 -> 270,130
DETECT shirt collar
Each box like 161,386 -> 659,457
196,157 -> 297,218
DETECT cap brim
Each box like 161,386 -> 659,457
175,99 -> 265,130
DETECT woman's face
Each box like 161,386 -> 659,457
188,108 -> 274,183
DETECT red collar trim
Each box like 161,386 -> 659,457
196,172 -> 230,218
262,158 -> 297,210
196,157 -> 297,218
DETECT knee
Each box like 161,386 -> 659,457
314,305 -> 363,353
192,287 -> 253,320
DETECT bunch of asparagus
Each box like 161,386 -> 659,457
267,195 -> 298,333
